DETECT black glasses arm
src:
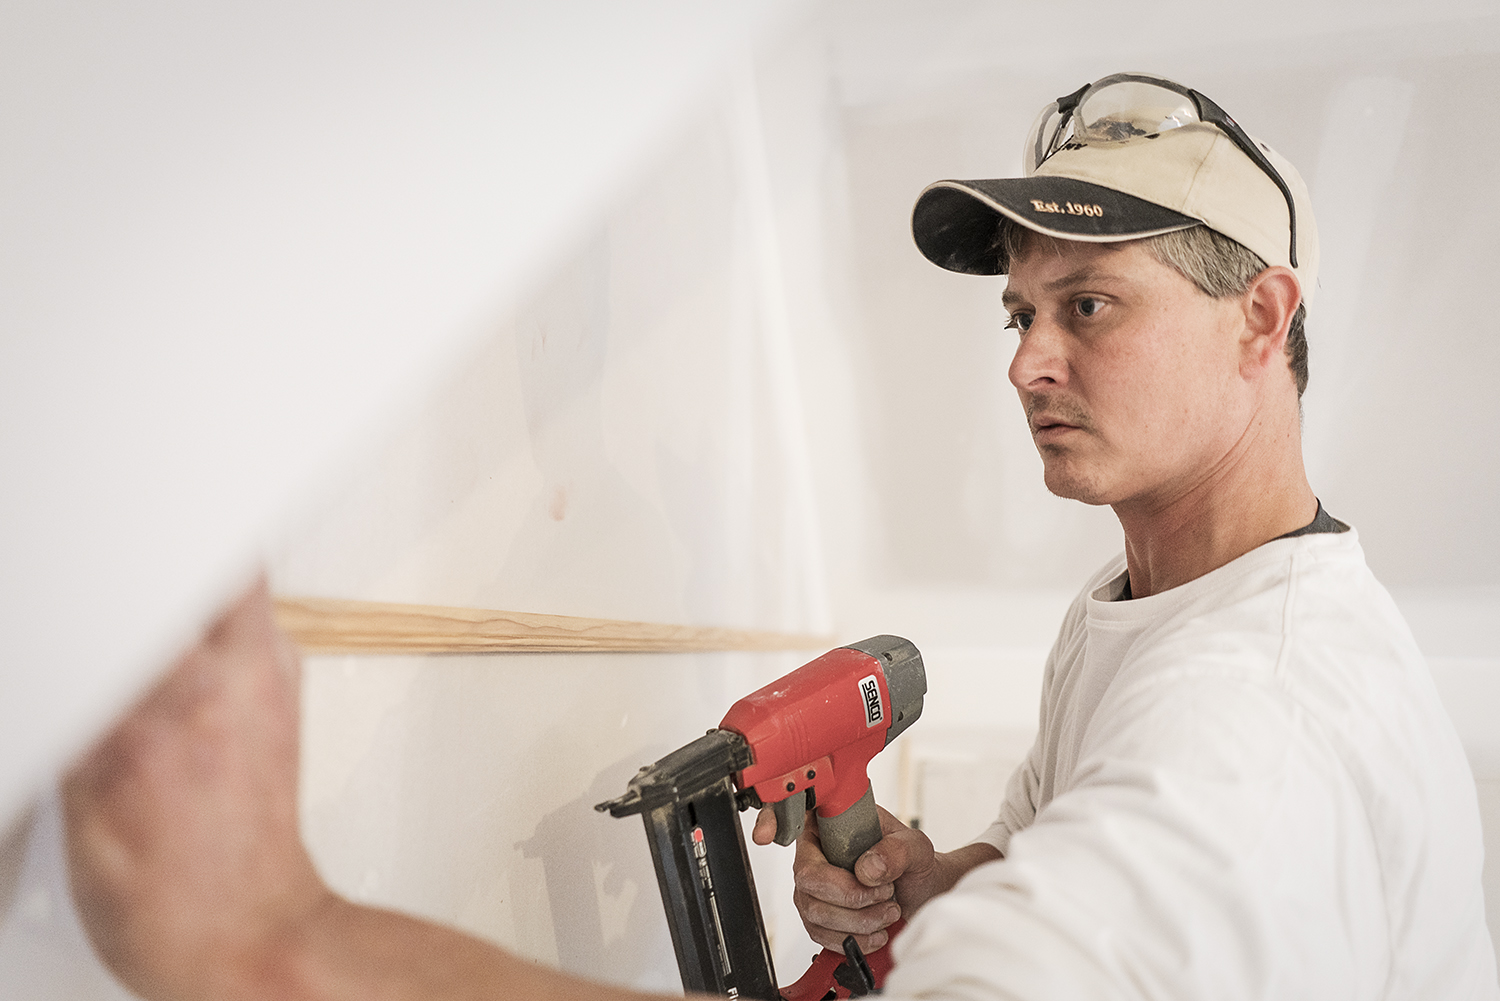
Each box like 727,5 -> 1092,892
1188,90 -> 1299,268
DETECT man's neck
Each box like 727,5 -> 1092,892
1114,426 -> 1317,600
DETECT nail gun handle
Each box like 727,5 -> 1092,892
816,785 -> 881,871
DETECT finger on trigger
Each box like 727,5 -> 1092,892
751,807 -> 777,846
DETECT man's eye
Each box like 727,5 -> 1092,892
1075,297 -> 1102,318
1005,312 -> 1033,332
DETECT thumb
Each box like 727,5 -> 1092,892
854,804 -> 911,883
854,824 -> 933,888
854,839 -> 899,886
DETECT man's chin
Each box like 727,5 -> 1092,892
1041,463 -> 1113,506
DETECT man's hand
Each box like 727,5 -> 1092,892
62,576 -> 334,1000
59,577 -> 683,1001
752,803 -> 1001,953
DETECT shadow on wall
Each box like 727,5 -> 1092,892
516,750 -> 677,988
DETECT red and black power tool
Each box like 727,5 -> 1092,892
596,636 -> 925,1000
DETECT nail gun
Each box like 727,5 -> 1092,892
596,636 -> 925,1000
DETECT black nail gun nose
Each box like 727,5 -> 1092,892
596,636 -> 925,1000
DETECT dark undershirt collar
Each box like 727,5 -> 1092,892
1118,501 -> 1349,600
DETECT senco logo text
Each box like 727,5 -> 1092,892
858,674 -> 884,728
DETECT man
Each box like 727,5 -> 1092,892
771,71 -> 1498,999
63,72 -> 1495,999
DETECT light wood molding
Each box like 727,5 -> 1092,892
274,596 -> 831,655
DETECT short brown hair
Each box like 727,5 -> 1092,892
1001,222 -> 1309,396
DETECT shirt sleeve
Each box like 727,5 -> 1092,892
970,731 -> 1040,857
884,668 -> 1387,1001
968,626 -> 1069,857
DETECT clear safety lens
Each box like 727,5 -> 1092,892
1022,74 -> 1202,174
1075,79 -> 1199,145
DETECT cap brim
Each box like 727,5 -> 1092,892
912,176 -> 1202,275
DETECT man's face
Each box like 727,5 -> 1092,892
1003,235 -> 1250,512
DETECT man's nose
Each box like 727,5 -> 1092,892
1007,319 -> 1066,392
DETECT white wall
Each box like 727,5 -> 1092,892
0,0 -> 786,828
4,2 -> 1500,997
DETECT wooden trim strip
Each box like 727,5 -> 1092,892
274,596 -> 831,654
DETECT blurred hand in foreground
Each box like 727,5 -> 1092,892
62,577 -> 329,999
61,577 -> 667,1001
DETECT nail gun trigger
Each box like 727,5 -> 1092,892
833,936 -> 876,997
772,790 -> 808,846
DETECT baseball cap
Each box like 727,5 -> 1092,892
911,72 -> 1319,303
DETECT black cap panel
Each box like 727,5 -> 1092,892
912,176 -> 1202,275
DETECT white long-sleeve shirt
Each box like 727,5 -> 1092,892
886,529 -> 1496,1000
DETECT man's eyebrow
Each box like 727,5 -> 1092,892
1004,265 -> 1132,307
1044,266 -> 1130,293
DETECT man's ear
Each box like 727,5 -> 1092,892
1240,266 -> 1301,376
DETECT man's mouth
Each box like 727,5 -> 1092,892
1031,421 -> 1080,444
1031,416 -> 1077,432
1026,402 -> 1090,442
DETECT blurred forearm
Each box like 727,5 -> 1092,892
269,895 -> 670,1001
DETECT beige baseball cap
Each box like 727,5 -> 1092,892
912,83 -> 1319,304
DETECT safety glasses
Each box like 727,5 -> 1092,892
1024,72 -> 1299,267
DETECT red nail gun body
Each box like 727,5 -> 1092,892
597,636 -> 926,1000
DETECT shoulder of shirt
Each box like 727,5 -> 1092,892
1107,527 -> 1424,682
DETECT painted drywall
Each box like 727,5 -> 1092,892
0,0 -> 789,828
4,2 -> 1499,997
